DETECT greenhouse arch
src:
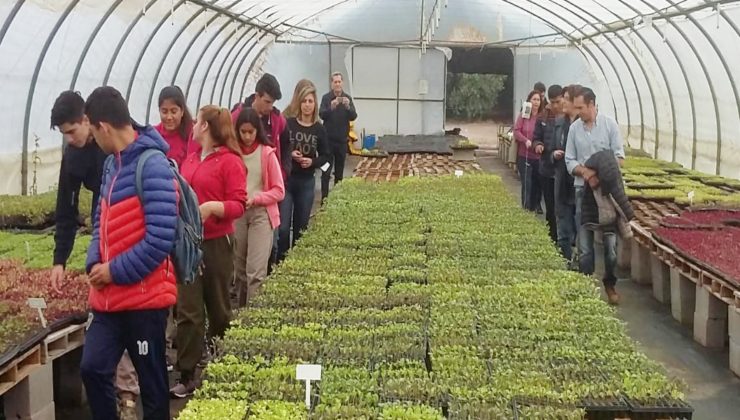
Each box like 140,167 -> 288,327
0,0 -> 739,195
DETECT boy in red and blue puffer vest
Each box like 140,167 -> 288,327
79,86 -> 177,420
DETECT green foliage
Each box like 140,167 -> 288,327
248,400 -> 307,419
623,156 -> 740,205
0,231 -> 90,272
0,189 -> 92,229
446,73 -> 507,120
176,399 -> 247,420
181,175 -> 687,417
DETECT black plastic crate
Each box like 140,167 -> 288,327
625,397 -> 693,420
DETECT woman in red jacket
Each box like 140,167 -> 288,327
170,105 -> 247,398
155,86 -> 196,167
233,108 -> 285,307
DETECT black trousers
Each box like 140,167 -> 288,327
321,139 -> 347,201
541,175 -> 557,243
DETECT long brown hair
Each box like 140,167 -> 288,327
283,79 -> 316,119
526,90 -> 542,117
198,105 -> 241,155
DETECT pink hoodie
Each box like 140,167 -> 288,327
242,144 -> 285,229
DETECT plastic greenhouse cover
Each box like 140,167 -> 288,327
0,0 -> 739,195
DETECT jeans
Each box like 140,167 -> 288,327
517,156 -> 541,211
321,140 -> 347,201
278,175 -> 315,261
555,199 -> 577,261
541,175 -> 557,243
575,186 -> 617,286
80,309 -> 169,420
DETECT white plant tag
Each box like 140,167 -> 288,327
27,298 -> 48,328
296,364 -> 322,409
454,170 -> 464,178
688,190 -> 695,206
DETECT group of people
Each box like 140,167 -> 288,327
513,82 -> 627,306
48,72 -> 357,420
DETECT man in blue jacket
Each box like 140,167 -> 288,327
319,72 -> 357,201
79,86 -> 178,420
49,90 -> 141,420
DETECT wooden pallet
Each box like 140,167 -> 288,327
41,323 -> 85,364
0,345 -> 42,396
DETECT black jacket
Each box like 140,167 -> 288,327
581,150 -> 634,226
319,91 -> 357,142
532,110 -> 558,178
53,140 -> 107,267
552,116 -> 576,207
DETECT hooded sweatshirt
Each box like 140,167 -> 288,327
231,95 -> 288,178
155,122 -> 195,167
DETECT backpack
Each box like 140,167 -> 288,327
135,149 -> 203,284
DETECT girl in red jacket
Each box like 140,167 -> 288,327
155,86 -> 196,167
171,106 -> 247,398
233,108 -> 285,307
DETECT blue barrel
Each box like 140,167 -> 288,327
363,134 -> 376,149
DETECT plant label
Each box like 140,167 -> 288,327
27,297 -> 48,328
27,297 -> 47,309
688,190 -> 695,205
296,364 -> 321,409
454,170 -> 464,178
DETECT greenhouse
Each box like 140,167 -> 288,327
1,0 -> 740,419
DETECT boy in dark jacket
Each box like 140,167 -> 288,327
49,90 -> 141,420
79,86 -> 177,420
532,85 -> 563,244
319,72 -> 357,201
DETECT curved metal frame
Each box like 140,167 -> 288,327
196,24 -> 251,107
238,13 -> 291,100
4,0 -> 740,194
185,19 -> 239,103
218,26 -> 262,105
606,0 -> 695,164
102,0 -> 161,86
638,1 -> 724,171
183,6 -> 280,106
209,26 -> 259,105
591,0 -> 675,159
541,0 -> 658,151
70,0 -> 125,90
518,0 -> 647,145
664,0 -> 739,175
500,0 -> 627,131
228,13 -> 284,106
124,0 -> 187,103
144,2 -> 210,123
21,0 -> 80,196
0,0 -> 24,48
170,1 -> 243,87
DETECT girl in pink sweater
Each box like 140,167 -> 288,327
233,108 -> 285,306
514,90 -> 543,211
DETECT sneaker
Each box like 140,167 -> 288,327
605,286 -> 620,306
118,398 -> 137,420
169,379 -> 196,399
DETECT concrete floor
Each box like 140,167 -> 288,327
473,119 -> 740,420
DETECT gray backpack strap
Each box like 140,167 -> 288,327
135,149 -> 165,202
